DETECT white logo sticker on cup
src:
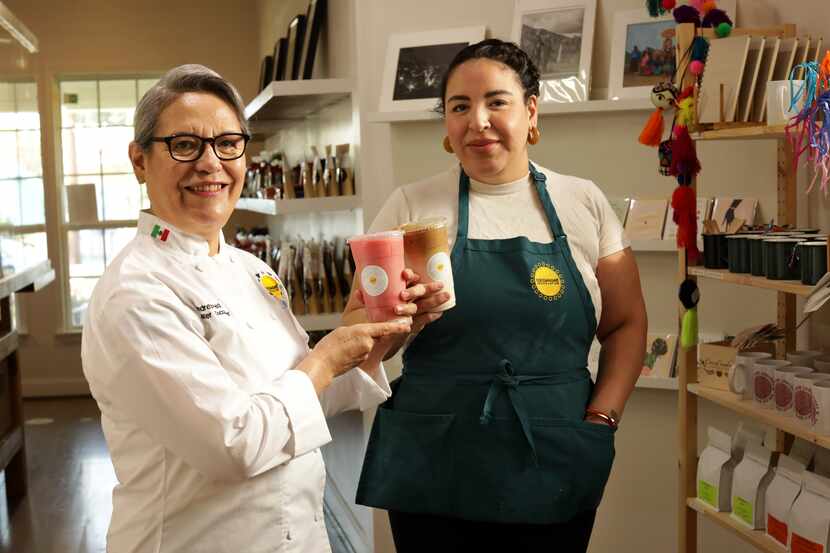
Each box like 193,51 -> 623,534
427,252 -> 452,284
361,265 -> 389,297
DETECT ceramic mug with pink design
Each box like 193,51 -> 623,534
794,373 -> 830,427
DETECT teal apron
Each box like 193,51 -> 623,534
356,163 -> 616,524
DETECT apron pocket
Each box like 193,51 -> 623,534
563,420 -> 616,514
451,418 -> 615,524
356,407 -> 455,515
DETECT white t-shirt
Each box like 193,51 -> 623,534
369,163 -> 629,324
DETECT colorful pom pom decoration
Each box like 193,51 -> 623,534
662,0 -> 676,10
689,60 -> 705,75
702,8 -> 733,28
715,22 -> 732,37
673,5 -> 701,25
700,1 -> 717,15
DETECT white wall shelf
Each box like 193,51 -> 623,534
636,376 -> 679,390
366,97 -> 653,124
296,313 -> 342,332
236,196 -> 361,216
245,78 -> 353,122
630,240 -> 679,253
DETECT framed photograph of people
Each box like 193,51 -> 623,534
609,2 -> 735,99
379,26 -> 486,113
609,10 -> 676,99
511,0 -> 596,103
285,14 -> 307,80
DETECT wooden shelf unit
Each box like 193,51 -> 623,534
687,499 -> 785,553
688,384 -> 830,449
0,259 -> 55,510
687,267 -> 814,296
671,22 -> 830,553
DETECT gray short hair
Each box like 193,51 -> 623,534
134,64 -> 250,150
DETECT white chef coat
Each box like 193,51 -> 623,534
81,211 -> 391,553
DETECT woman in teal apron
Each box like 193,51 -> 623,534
347,39 -> 647,552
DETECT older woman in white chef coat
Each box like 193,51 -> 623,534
81,65 -> 420,553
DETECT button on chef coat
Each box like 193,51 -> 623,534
82,212 -> 391,553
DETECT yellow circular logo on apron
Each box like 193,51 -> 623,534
531,263 -> 565,301
260,274 -> 284,301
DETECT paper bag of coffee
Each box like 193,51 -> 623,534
790,471 -> 830,553
731,441 -> 777,529
697,427 -> 733,510
765,454 -> 808,547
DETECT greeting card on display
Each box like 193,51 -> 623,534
641,333 -> 677,378
712,197 -> 758,231
608,197 -> 631,227
626,199 -> 667,240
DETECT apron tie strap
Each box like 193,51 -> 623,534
480,359 -> 554,467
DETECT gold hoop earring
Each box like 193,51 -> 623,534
443,136 -> 454,154
528,126 -> 541,145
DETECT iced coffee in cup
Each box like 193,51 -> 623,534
347,231 -> 407,322
399,217 -> 456,312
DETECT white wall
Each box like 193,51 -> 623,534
352,1 -> 830,552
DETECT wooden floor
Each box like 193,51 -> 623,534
0,398 -> 112,553
0,397 -> 352,553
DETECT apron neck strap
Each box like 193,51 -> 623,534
455,162 -> 565,247
529,163 -> 565,239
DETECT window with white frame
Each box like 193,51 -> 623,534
0,80 -> 47,273
58,77 -> 158,328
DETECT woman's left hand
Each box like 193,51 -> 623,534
392,269 -> 451,334
356,269 -> 451,366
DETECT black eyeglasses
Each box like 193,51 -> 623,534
150,132 -> 251,162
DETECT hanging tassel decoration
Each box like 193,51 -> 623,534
673,5 -> 701,26
702,8 -> 732,28
646,0 -> 663,17
640,82 -> 678,147
691,36 -> 709,62
670,126 -> 701,179
676,95 -> 696,128
679,279 -> 700,349
672,184 -> 700,263
639,109 -> 665,147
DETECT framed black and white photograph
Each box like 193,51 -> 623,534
380,26 -> 486,112
272,37 -> 288,81
258,55 -> 274,92
285,14 -> 307,80
511,0 -> 596,103
300,0 -> 326,80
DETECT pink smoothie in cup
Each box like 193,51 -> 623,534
348,231 -> 406,322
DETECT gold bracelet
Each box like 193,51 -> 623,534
584,407 -> 619,429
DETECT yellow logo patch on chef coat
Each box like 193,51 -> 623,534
258,273 -> 288,306
531,263 -> 565,301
